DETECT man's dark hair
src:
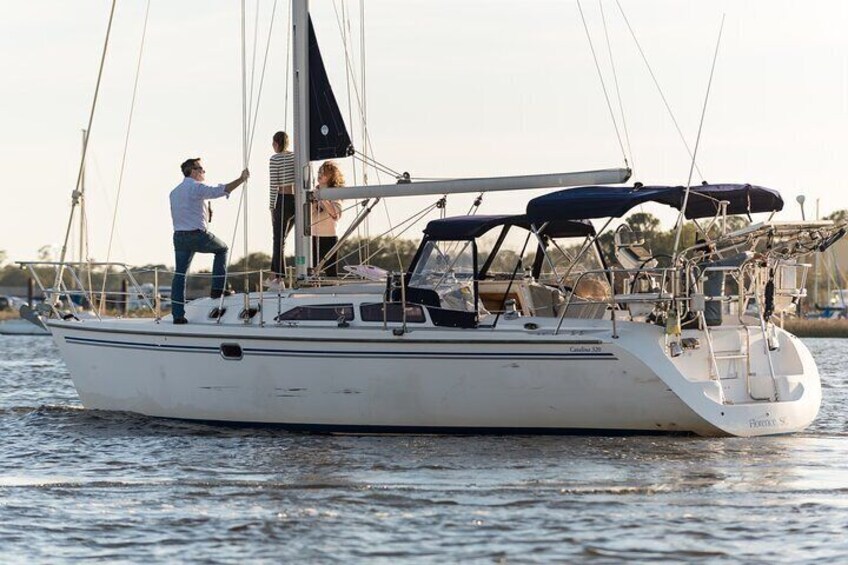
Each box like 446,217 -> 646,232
273,131 -> 289,151
180,158 -> 201,177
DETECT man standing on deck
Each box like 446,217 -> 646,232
169,158 -> 249,325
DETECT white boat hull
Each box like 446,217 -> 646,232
47,308 -> 821,437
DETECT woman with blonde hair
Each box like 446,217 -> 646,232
312,160 -> 344,276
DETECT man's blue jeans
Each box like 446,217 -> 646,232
171,230 -> 228,319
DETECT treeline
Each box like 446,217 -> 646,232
0,236 -> 421,295
3,208 -> 846,293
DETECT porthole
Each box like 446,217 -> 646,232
220,343 -> 243,360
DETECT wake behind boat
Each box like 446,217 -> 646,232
23,1 -> 846,436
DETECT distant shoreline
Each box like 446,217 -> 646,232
783,318 -> 848,338
0,310 -> 19,322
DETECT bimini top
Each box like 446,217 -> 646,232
526,183 -> 784,222
423,214 -> 595,240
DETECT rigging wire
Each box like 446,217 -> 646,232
328,3 -> 419,271
599,0 -> 634,171
219,0 -> 278,308
615,0 -> 705,181
247,2 -> 261,132
98,0 -> 152,314
241,0 -> 250,298
334,1 -> 358,188
333,0 -> 363,263
352,151 -> 400,178
466,194 -> 484,216
324,4 -> 412,269
576,0 -> 629,168
55,0 -> 117,290
247,0 -> 280,151
284,0 -> 292,130
360,0 -> 371,262
328,199 -> 444,272
672,14 -> 725,260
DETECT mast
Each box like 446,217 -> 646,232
292,0 -> 312,279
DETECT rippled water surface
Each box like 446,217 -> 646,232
1,336 -> 847,562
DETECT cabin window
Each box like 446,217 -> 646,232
277,304 -> 354,322
208,307 -> 227,319
539,237 -> 611,300
360,303 -> 426,323
409,240 -> 475,288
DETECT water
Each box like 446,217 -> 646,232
1,336 -> 847,562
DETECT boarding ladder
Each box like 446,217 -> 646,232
702,323 -> 779,403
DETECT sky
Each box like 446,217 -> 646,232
2,0 -> 847,269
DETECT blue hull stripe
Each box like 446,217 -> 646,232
64,336 -> 618,361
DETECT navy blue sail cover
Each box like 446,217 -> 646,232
526,183 -> 783,222
308,17 -> 354,161
423,214 -> 594,240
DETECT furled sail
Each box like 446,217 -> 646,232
308,16 -> 354,161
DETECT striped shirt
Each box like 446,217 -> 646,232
269,151 -> 295,209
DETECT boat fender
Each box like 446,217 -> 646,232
763,269 -> 775,322
665,309 -> 681,336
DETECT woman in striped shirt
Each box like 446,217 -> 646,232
268,131 -> 295,288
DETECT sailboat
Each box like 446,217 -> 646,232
25,1 -> 846,436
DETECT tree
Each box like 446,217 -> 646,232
824,209 -> 848,223
337,236 -> 418,272
626,212 -> 660,235
725,215 -> 750,232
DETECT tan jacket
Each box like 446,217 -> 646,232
311,201 -> 342,237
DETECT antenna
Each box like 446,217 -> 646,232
796,194 -> 806,221
671,14 -> 725,261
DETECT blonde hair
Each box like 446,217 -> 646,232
318,161 -> 345,188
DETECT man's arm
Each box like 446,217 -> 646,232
225,169 -> 250,194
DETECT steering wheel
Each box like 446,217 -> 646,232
629,254 -> 672,293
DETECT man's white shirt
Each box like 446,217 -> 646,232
169,177 -> 228,232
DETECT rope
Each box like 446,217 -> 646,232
616,0 -> 704,181
99,0 -> 151,314
672,15 -> 725,261
576,0 -> 628,167
55,0 -> 117,290
466,194 -> 483,216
